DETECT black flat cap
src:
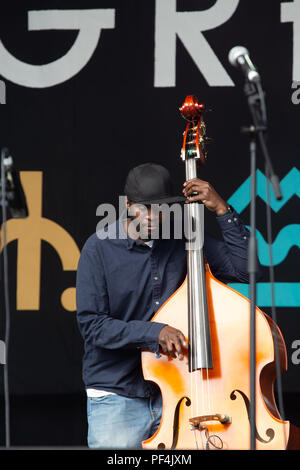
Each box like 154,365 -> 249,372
124,163 -> 186,205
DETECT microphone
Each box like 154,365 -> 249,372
228,46 -> 260,83
1,148 -> 28,218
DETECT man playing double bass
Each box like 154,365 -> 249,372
76,162 -> 255,449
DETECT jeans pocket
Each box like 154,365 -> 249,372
87,395 -> 113,417
89,395 -> 113,403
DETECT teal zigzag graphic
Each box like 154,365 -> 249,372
227,167 -> 300,307
228,283 -> 300,308
227,167 -> 300,213
249,225 -> 300,266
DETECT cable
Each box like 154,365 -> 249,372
264,161 -> 287,445
1,150 -> 11,448
203,427 -> 223,450
255,83 -> 286,437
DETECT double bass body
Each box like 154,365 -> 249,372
142,268 -> 289,450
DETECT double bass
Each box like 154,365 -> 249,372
141,95 -> 291,450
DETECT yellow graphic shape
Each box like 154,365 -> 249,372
0,171 -> 80,311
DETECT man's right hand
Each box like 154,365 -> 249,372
158,326 -> 188,359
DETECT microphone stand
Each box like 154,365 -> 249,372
1,149 -> 10,448
0,148 -> 28,448
241,80 -> 282,450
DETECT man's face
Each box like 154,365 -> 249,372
126,200 -> 163,240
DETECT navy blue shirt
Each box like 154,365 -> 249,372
76,208 -> 251,398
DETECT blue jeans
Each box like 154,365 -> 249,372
87,392 -> 162,449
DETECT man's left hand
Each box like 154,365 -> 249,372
183,178 -> 228,216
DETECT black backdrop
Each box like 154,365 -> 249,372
0,0 -> 299,446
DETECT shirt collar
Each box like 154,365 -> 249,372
118,210 -> 158,250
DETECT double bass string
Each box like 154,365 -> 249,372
200,264 -> 215,449
196,201 -> 216,449
188,227 -> 200,448
188,210 -> 205,450
191,370 -> 204,449
196,197 -> 214,449
188,202 -> 213,451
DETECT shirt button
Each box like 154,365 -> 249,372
243,236 -> 247,239
233,217 -> 237,221
154,277 -> 158,281
155,301 -> 159,305
228,219 -> 232,223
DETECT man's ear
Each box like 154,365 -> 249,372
126,199 -> 136,209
